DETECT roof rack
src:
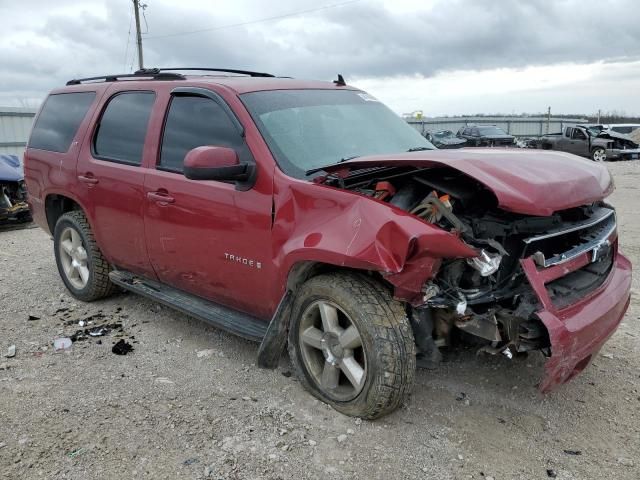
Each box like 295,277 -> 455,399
144,67 -> 276,78
66,71 -> 185,86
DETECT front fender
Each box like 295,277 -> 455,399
272,176 -> 477,303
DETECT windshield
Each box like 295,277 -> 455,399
432,130 -> 454,139
241,89 -> 435,178
478,126 -> 507,136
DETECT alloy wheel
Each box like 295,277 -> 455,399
592,148 -> 606,162
58,227 -> 89,290
298,300 -> 367,401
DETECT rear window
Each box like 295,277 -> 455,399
28,92 -> 96,153
93,92 -> 155,165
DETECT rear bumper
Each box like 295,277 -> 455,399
522,251 -> 632,392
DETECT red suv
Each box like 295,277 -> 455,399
24,68 -> 632,419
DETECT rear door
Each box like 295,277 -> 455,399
76,87 -> 157,277
143,87 -> 274,319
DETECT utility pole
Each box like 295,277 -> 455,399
597,109 -> 601,124
133,0 -> 144,70
546,106 -> 551,134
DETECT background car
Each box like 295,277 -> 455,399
425,130 -> 467,149
457,124 -> 516,146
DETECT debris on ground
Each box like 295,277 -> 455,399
112,339 -> 134,355
547,468 -> 557,477
196,349 -> 216,358
5,345 -> 16,358
563,449 -> 582,456
70,323 -> 123,342
53,338 -> 72,351
27,315 -> 40,321
0,363 -> 9,370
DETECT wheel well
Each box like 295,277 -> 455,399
286,261 -> 391,294
45,194 -> 81,233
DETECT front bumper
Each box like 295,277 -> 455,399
607,148 -> 640,160
522,250 -> 632,392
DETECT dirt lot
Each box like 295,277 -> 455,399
1,161 -> 639,480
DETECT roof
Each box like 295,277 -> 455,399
182,76 -> 356,94
59,69 -> 356,95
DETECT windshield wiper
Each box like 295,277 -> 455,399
407,146 -> 432,152
305,155 -> 360,176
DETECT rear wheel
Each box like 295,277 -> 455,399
288,273 -> 416,419
591,147 -> 606,162
53,211 -> 116,301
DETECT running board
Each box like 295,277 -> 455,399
109,270 -> 268,342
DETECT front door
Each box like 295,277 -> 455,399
143,89 -> 274,319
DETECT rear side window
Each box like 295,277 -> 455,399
94,92 -> 155,165
159,95 -> 242,172
29,92 -> 95,152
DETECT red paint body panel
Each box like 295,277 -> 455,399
322,149 -> 613,216
520,236 -> 632,392
270,170 -> 477,305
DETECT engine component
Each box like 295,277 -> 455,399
466,249 -> 502,276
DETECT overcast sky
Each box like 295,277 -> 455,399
1,0 -> 639,116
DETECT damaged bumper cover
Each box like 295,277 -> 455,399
606,147 -> 640,161
522,245 -> 631,392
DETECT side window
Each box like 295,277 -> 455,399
565,128 -> 572,138
472,128 -> 480,136
159,95 -> 242,172
93,92 -> 155,165
612,126 -> 631,134
572,129 -> 586,140
29,92 -> 96,152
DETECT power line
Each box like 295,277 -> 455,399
144,0 -> 362,40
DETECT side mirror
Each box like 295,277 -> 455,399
183,146 -> 255,186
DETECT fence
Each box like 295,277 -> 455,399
406,117 -> 589,138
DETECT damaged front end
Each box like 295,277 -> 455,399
596,130 -> 640,161
0,155 -> 31,225
318,157 -> 631,391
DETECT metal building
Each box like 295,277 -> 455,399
0,107 -> 37,166
406,116 -> 589,138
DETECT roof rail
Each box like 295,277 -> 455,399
144,67 -> 276,78
66,71 -> 185,86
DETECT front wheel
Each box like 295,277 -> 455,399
288,273 -> 416,419
591,147 -> 606,162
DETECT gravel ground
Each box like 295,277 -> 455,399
1,161 -> 639,480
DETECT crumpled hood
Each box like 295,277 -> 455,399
0,155 -> 23,182
323,148 -> 613,216
597,130 -> 639,147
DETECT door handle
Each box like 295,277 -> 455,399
78,174 -> 99,185
147,191 -> 175,205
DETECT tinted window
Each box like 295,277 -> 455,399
611,126 -> 632,134
572,129 -> 586,140
160,95 -> 242,172
94,92 -> 155,164
29,92 -> 95,152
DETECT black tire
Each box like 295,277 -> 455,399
288,273 -> 416,419
53,210 -> 116,301
591,147 -> 606,162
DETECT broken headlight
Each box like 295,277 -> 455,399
466,249 -> 502,277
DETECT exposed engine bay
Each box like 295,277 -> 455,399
320,165 -> 617,364
0,180 -> 31,224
